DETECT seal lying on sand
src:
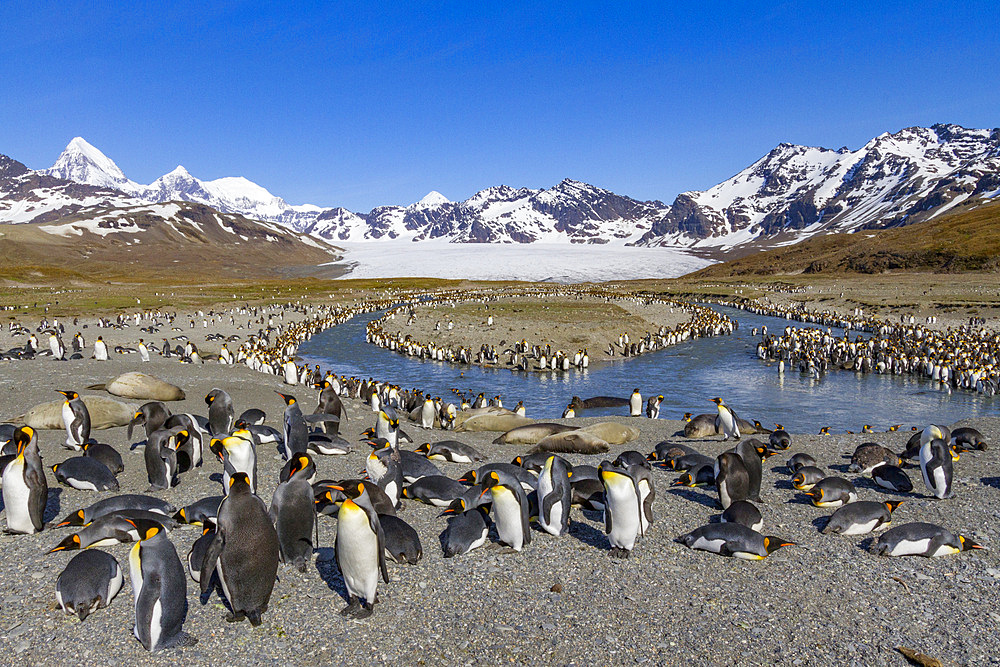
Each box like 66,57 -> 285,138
10,396 -> 135,430
87,372 -> 186,401
455,413 -> 534,433
493,423 -> 576,445
531,430 -> 610,455
578,422 -> 639,445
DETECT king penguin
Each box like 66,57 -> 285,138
205,388 -> 235,436
333,482 -> 390,618
629,389 -> 643,417
2,426 -> 47,534
599,460 -> 643,557
128,519 -> 193,651
278,392 -> 308,459
711,397 -> 741,440
536,455 -> 572,537
58,390 -> 91,451
55,549 -> 123,621
714,452 -> 750,510
479,471 -> 531,551
645,395 -> 663,419
200,473 -> 279,625
920,438 -> 955,499
269,453 -> 316,572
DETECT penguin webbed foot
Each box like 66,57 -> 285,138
339,597 -> 362,617
246,610 -> 263,627
225,610 -> 246,623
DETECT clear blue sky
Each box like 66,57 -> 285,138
2,1 -> 997,211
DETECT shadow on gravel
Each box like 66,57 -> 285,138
770,465 -> 795,476
774,479 -> 795,491
857,536 -> 876,553
811,516 -> 830,533
785,494 -> 814,506
43,487 -> 62,523
981,477 -> 1000,489
666,487 -> 719,510
315,546 -> 349,602
567,520 -> 608,551
829,464 -> 852,474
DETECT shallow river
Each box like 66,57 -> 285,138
299,305 -> 999,433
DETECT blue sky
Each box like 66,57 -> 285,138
2,2 -> 997,211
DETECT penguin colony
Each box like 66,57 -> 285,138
365,287 -> 737,372
0,291 -> 994,657
713,296 -> 1000,396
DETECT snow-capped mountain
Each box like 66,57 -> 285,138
634,123 -> 1000,249
5,124 -> 1000,253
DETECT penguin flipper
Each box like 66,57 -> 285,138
603,506 -> 613,536
134,571 -> 161,651
26,468 -> 47,531
375,522 -> 390,584
199,532 -> 225,594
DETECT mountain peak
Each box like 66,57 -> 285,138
48,136 -> 131,187
164,165 -> 192,178
411,190 -> 450,207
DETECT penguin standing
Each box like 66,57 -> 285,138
734,440 -> 763,502
333,482 -> 390,618
144,427 -> 181,491
49,331 -> 66,360
374,406 -> 400,449
2,426 -> 47,534
205,389 -> 235,436
278,392 -> 309,459
128,402 -> 171,443
93,336 -> 109,361
419,397 -> 436,429
714,452 -> 749,510
128,520 -> 193,651
55,549 -> 123,621
536,455 -> 572,537
58,390 -> 91,451
629,389 -> 642,417
479,471 -> 531,551
711,397 -> 741,440
200,473 -> 279,625
645,395 -> 663,419
269,454 -> 316,572
599,461 -> 642,557
366,447 -> 403,508
920,438 -> 954,499
211,433 -> 257,492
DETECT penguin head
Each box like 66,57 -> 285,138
415,443 -> 431,455
288,454 -> 314,479
710,397 -> 723,406
672,473 -> 694,487
13,426 -> 36,454
209,438 -> 226,461
683,413 -> 692,421
762,537 -> 796,555
125,518 -> 165,542
458,470 -> 477,484
959,536 -> 985,552
884,501 -> 903,513
277,392 -> 296,406
56,390 -> 78,401
56,509 -> 87,527
205,391 -> 216,405
48,533 -> 83,553
774,424 -> 783,431
440,498 -> 467,516
228,472 -> 253,494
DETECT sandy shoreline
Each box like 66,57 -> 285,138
0,301 -> 996,665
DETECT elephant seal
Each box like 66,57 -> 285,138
683,414 -> 720,438
578,422 -> 639,445
454,413 -> 534,433
493,423 -> 576,445
531,430 -> 610,455
569,396 -> 630,410
11,396 -> 135,430
453,406 -> 518,429
87,372 -> 186,401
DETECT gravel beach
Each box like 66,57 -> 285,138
0,312 -> 997,666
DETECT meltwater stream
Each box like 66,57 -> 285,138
298,305 -> 1000,434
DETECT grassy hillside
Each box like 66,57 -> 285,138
692,198 -> 1000,277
